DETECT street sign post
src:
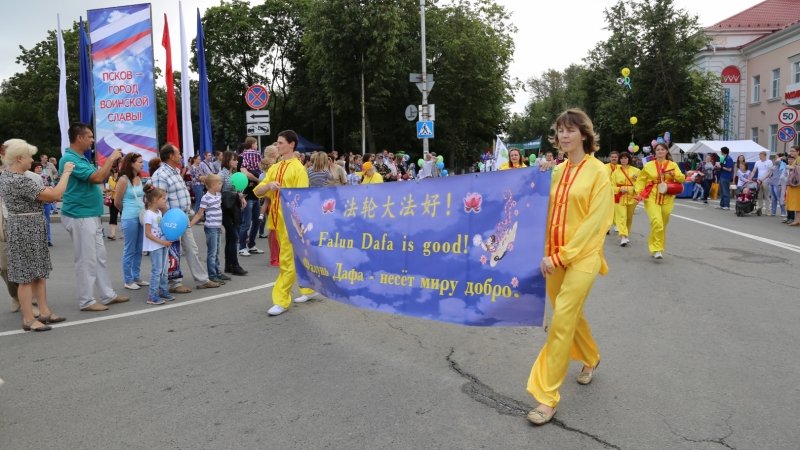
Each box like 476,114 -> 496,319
247,122 -> 270,136
246,110 -> 270,123
777,125 -> 796,142
418,104 -> 435,121
245,84 -> 270,110
405,105 -> 418,122
778,107 -> 798,125
417,121 -> 434,139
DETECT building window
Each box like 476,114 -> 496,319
752,127 -> 759,144
770,124 -> 778,152
794,61 -> 800,84
795,122 -> 800,147
771,69 -> 781,98
752,75 -> 760,102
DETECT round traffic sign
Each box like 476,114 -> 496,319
777,125 -> 796,142
779,107 -> 798,125
404,104 -> 418,122
245,84 -> 270,110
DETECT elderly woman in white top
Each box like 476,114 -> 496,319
0,139 -> 75,332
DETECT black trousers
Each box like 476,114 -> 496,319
222,209 -> 241,270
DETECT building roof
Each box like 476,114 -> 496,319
706,0 -> 800,32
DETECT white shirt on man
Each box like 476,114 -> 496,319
752,159 -> 773,181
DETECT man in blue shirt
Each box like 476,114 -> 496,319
59,123 -> 129,311
716,146 -> 734,210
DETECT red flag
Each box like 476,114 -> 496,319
162,14 -> 180,149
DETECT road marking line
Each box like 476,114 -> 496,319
0,282 -> 275,338
672,202 -> 703,210
671,213 -> 800,254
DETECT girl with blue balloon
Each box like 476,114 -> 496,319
142,188 -> 177,305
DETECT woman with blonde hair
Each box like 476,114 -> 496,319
526,109 -> 613,425
307,151 -> 331,188
0,139 -> 76,331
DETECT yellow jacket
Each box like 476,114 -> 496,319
611,165 -> 640,205
361,172 -> 384,184
255,158 -> 308,231
499,162 -> 527,170
546,154 -> 614,275
634,160 -> 686,205
606,162 -> 619,178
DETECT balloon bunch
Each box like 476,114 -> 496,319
617,67 -> 632,90
419,155 -> 449,176
650,131 -> 671,149
627,141 -> 640,153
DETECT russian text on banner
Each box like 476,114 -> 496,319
281,169 -> 551,327
88,4 -> 159,168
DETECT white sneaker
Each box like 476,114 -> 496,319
124,282 -> 141,290
654,252 -> 663,259
293,293 -> 321,303
239,248 -> 251,256
0,377 -> 4,387
620,237 -> 629,247
134,279 -> 149,286
248,246 -> 265,254
267,305 -> 287,316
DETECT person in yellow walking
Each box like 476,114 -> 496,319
499,148 -> 527,170
606,150 -> 619,234
526,109 -> 613,426
360,162 -> 384,184
611,151 -> 639,247
634,142 -> 685,259
254,130 -> 319,316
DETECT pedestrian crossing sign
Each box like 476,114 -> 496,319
417,121 -> 435,139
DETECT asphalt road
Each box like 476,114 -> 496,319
1,200 -> 798,449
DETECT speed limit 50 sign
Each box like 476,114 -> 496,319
779,107 -> 798,125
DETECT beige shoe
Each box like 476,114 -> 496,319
10,299 -> 20,313
80,303 -> 109,312
169,285 -> 192,294
527,406 -> 557,425
577,361 -> 600,385
106,295 -> 130,305
196,280 -> 220,289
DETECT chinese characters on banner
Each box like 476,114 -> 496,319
281,169 -> 551,327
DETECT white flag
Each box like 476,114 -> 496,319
493,136 -> 509,171
56,15 -> 69,152
178,2 -> 194,166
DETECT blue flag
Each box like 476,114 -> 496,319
196,9 -> 212,157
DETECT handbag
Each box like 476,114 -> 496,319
103,192 -> 114,207
788,165 -> 800,187
222,191 -> 238,210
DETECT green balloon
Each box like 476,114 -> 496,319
231,172 -> 248,192
436,155 -> 444,163
418,159 -> 424,167
529,155 -> 536,163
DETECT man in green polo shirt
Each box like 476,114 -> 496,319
59,122 -> 129,312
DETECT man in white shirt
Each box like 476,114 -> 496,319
750,151 -> 773,214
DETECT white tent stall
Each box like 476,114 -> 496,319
686,140 -> 770,162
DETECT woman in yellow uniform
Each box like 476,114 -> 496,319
526,109 -> 613,426
634,142 -> 685,259
254,130 -> 318,316
611,152 -> 639,247
360,162 -> 383,184
499,148 -> 527,170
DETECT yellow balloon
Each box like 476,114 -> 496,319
629,116 -> 638,125
621,67 -> 631,77
634,145 -> 640,153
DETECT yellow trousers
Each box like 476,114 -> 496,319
272,221 -> 314,309
643,201 -> 674,253
614,203 -> 637,237
527,258 -> 601,407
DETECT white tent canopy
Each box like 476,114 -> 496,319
686,140 -> 770,163
670,143 -> 694,161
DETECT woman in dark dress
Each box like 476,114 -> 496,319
0,139 -> 75,332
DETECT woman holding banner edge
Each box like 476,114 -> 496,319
526,109 -> 613,426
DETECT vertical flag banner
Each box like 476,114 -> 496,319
87,3 -> 158,168
78,17 -> 93,126
281,169 -> 551,327
494,136 -> 509,171
179,1 -> 194,165
56,15 -> 69,151
161,14 -> 179,151
196,9 -> 212,157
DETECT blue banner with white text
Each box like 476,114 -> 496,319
280,169 -> 551,327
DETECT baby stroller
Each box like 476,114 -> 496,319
735,181 -> 760,216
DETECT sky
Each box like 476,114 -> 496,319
1,0 -> 763,114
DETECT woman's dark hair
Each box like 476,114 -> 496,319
148,157 -> 162,176
120,152 -> 142,181
508,148 -> 524,167
31,162 -> 43,171
550,109 -> 599,154
619,151 -> 632,163
222,150 -> 239,170
737,160 -> 748,170
654,143 -> 673,161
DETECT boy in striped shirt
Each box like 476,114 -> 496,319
190,174 -> 230,284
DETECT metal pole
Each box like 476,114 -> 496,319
330,101 -> 335,153
420,0 -> 428,155
361,53 -> 366,155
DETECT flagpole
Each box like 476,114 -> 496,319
178,1 -> 194,165
56,14 -> 69,152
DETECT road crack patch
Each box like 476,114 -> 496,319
386,320 -> 428,349
662,413 -> 736,450
446,348 -> 621,449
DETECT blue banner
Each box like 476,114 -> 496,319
87,3 -> 158,168
280,169 -> 551,327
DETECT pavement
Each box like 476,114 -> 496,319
1,199 -> 798,449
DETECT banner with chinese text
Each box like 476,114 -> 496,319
87,3 -> 158,170
280,169 -> 551,326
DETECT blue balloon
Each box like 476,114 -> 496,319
442,169 -> 448,176
161,208 -> 189,241
437,161 -> 445,170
